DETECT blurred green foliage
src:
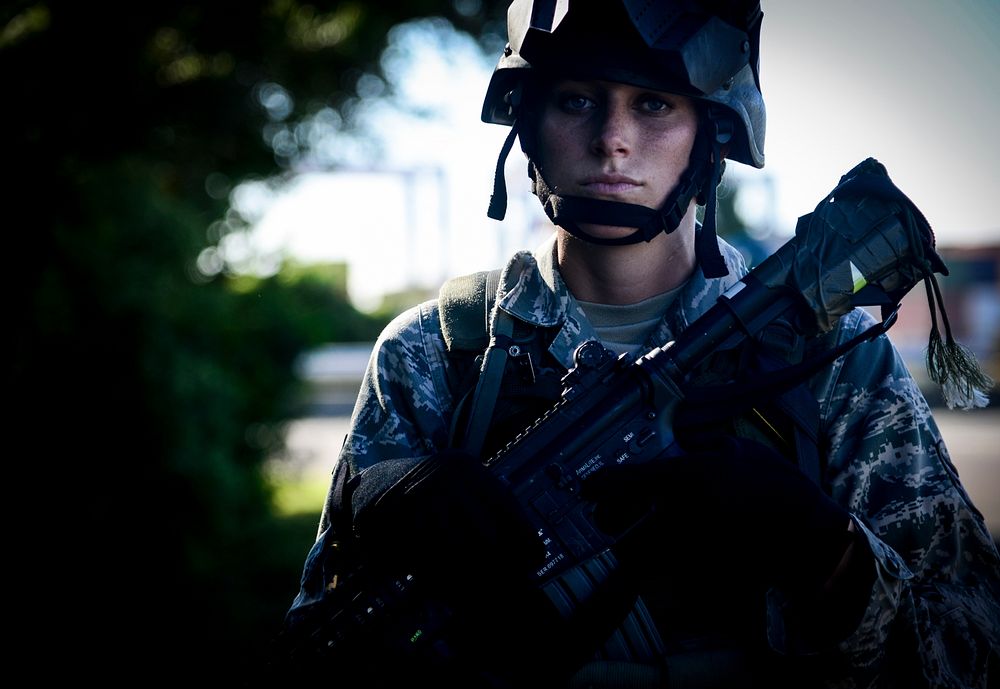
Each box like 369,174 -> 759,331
16,156 -> 390,681
5,0 -> 505,683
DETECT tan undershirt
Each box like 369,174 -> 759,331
576,282 -> 686,358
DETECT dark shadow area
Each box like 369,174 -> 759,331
5,2 -> 507,682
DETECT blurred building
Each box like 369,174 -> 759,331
294,342 -> 373,416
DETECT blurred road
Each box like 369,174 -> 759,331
278,407 -> 1000,539
933,407 -> 1000,538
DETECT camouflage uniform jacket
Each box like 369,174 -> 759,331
291,234 -> 1000,688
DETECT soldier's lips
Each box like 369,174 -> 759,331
579,174 -> 643,197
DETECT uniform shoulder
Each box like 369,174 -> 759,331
370,299 -> 444,360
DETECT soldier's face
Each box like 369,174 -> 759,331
535,79 -> 699,241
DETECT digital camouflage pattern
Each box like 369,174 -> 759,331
290,234 -> 1000,688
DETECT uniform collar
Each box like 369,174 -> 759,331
494,232 -> 749,369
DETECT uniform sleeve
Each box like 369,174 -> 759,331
785,308 -> 1000,688
285,300 -> 456,618
338,301 -> 454,476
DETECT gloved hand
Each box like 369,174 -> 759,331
353,449 -> 546,593
581,433 -> 857,599
351,450 -> 583,684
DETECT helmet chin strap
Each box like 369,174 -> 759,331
487,110 -> 732,278
695,134 -> 730,279
487,119 -> 522,222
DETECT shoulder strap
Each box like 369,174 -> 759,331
755,320 -> 823,485
689,320 -> 825,486
438,269 -> 502,352
461,308 -> 516,457
752,349 -> 823,486
437,268 -> 511,455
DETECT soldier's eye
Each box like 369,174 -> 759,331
640,97 -> 671,113
560,94 -> 595,112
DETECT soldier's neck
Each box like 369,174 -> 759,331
555,210 -> 697,305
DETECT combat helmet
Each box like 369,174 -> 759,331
483,0 -> 765,277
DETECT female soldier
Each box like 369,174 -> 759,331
282,2 -> 1000,687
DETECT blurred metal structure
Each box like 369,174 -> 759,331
294,342 -> 374,416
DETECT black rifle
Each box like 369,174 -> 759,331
273,158 -> 948,681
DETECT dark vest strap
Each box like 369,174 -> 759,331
438,269 -> 511,456
461,310 -> 515,457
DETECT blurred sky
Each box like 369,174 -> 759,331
234,1 -> 1000,310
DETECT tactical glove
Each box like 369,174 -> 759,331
353,449 -> 544,589
352,450 -> 584,685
